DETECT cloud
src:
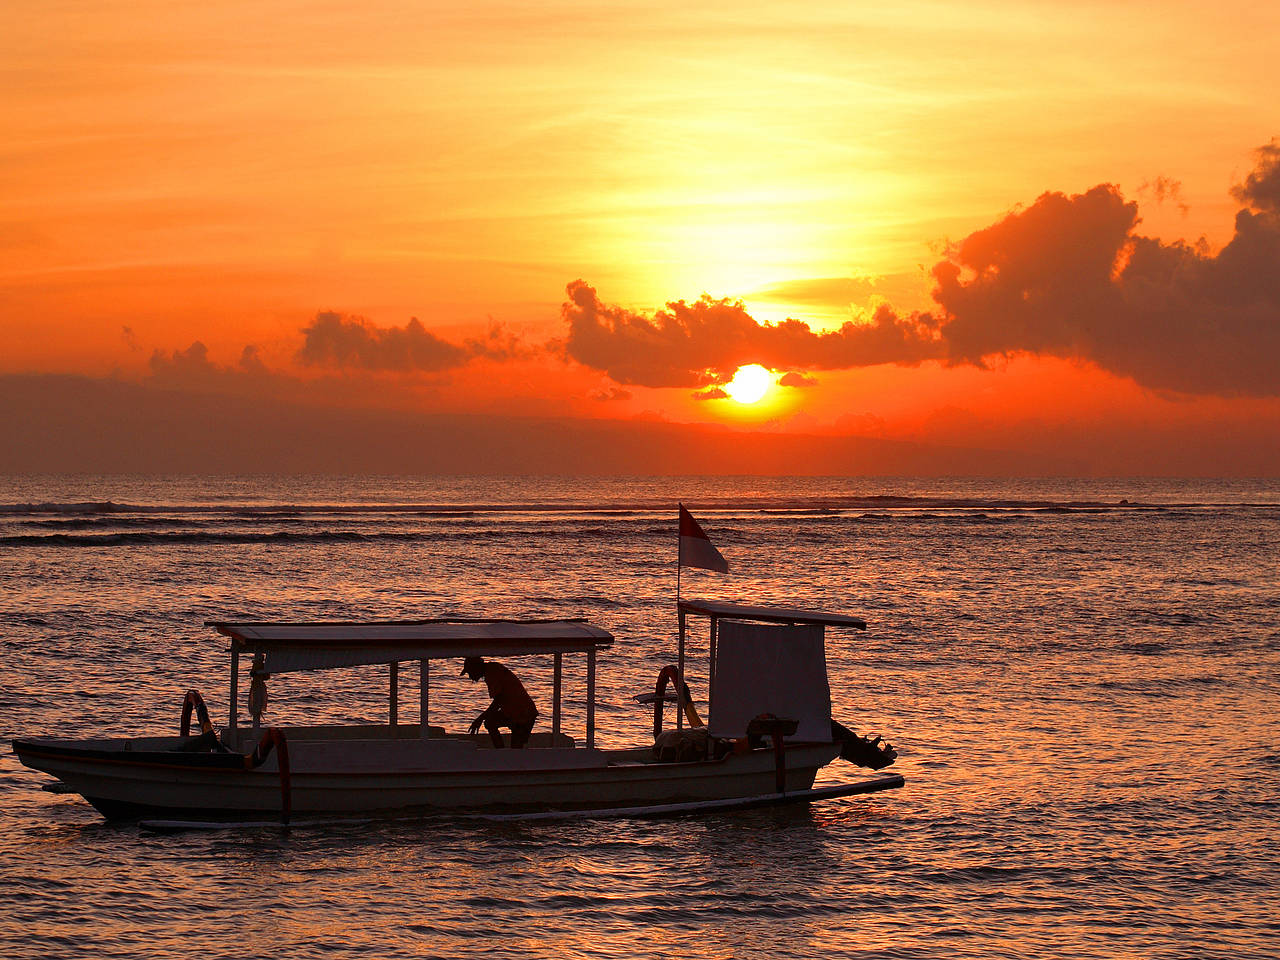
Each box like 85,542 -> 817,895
147,340 -> 270,386
147,340 -> 278,392
1232,139 -> 1280,212
464,320 -> 534,362
693,386 -> 729,401
561,280 -> 941,388
148,340 -> 219,383
298,311 -> 468,371
8,371 -> 1277,475
749,277 -> 881,306
934,139 -> 1280,395
1138,176 -> 1188,216
238,344 -> 268,375
779,371 -> 819,388
589,386 -> 632,402
563,138 -> 1280,397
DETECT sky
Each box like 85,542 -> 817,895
3,0 -> 1279,474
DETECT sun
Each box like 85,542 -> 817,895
723,364 -> 773,404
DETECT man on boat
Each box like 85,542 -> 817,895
461,656 -> 538,748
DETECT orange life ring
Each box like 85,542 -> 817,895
179,689 -> 214,737
652,666 -> 704,740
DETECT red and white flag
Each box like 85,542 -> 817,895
678,503 -> 728,573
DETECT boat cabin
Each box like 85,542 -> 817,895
209,601 -> 866,752
207,617 -> 614,749
14,605 -> 897,824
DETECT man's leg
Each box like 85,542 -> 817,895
483,712 -> 507,748
510,720 -> 534,749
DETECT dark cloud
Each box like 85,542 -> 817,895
934,141 -> 1280,395
238,344 -> 268,375
589,386 -> 632,402
298,311 -> 468,371
931,184 -> 1139,364
1231,139 -> 1280,212
779,371 -> 819,388
148,340 -> 217,383
693,386 -> 729,401
563,139 -> 1280,397
561,280 -> 941,388
148,340 -> 270,388
7,372 -> 1277,475
464,320 -> 534,362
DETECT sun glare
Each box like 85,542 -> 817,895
724,364 -> 773,404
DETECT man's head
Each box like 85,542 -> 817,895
460,656 -> 485,681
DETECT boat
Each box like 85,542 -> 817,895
13,599 -> 901,824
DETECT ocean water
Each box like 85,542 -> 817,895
0,475 -> 1277,959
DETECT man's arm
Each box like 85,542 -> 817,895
468,700 -> 497,734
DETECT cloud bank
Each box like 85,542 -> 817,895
299,312 -> 468,371
296,312 -> 534,373
563,139 -> 1280,397
561,280 -> 940,388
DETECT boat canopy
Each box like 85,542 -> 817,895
677,599 -> 866,630
708,620 -> 832,742
208,618 -> 614,675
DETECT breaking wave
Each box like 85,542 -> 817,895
0,495 -> 1245,520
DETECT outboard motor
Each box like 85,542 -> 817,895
831,720 -> 897,770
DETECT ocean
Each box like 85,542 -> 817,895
1,475 -> 1276,959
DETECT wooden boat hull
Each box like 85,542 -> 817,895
14,735 -> 847,821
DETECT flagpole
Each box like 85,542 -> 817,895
676,505 -> 684,734
676,502 -> 682,607
673,503 -> 725,739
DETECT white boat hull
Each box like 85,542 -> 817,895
15,732 -> 854,821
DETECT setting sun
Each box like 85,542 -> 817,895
723,364 -> 773,404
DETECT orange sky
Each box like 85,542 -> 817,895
3,1 -> 1279,473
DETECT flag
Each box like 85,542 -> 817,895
678,503 -> 728,573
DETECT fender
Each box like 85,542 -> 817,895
244,726 -> 292,824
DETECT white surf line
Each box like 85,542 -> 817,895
139,775 -> 904,831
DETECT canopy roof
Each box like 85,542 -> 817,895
677,599 -> 866,630
208,618 -> 614,674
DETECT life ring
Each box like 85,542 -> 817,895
179,689 -> 215,737
652,665 -> 704,740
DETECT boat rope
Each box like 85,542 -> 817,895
244,726 -> 292,825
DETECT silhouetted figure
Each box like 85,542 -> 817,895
461,656 -> 538,748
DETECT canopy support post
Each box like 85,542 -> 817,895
552,653 -> 562,735
676,607 -> 686,733
707,616 -> 718,759
708,616 -> 718,704
586,648 -> 596,749
419,659 -> 429,738
389,662 -> 399,731
228,647 -> 240,734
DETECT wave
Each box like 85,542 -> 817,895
3,495 -> 1257,520
0,524 -> 673,547
0,530 -> 461,547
